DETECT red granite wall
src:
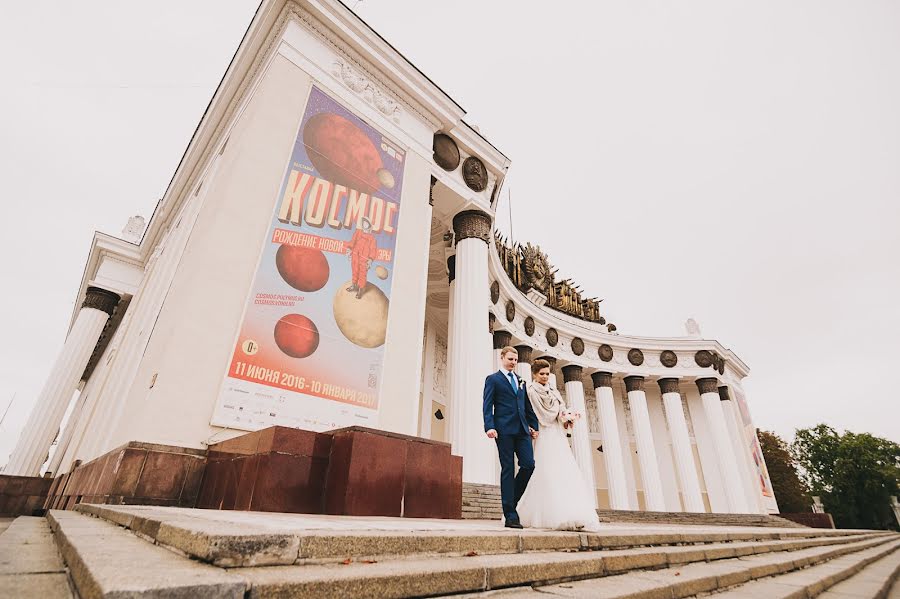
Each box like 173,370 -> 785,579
0,475 -> 53,516
777,512 -> 835,528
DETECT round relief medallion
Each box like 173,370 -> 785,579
490,280 -> 499,304
598,344 -> 614,362
433,133 -> 460,171
660,350 -> 677,368
628,348 -> 644,366
505,300 -> 515,322
462,156 -> 488,192
571,337 -> 584,356
524,316 -> 535,336
546,328 -> 559,347
694,350 -> 713,368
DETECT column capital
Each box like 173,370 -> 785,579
718,386 -> 731,402
591,371 -> 613,389
696,377 -> 719,395
83,286 -> 120,316
492,330 -> 512,350
514,344 -> 533,364
452,210 -> 492,244
537,355 -> 557,368
658,378 -> 681,395
561,364 -> 583,383
624,375 -> 645,392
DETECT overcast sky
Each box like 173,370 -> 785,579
1,1 -> 898,467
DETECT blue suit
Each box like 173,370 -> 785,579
483,370 -> 540,523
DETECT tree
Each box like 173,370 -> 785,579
757,430 -> 810,513
792,424 -> 900,531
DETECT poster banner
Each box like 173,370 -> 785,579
733,388 -> 775,498
212,85 -> 405,432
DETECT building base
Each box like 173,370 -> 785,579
0,474 -> 53,516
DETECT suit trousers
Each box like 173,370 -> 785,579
495,433 -> 535,522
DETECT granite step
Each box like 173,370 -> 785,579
0,516 -> 74,598
462,536 -> 900,598
47,510 -> 246,598
73,503 -> 880,567
804,539 -> 900,599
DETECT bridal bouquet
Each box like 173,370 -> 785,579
559,409 -> 581,429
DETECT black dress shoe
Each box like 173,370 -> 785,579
504,520 -> 523,529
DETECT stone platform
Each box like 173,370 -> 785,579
3,504 -> 893,598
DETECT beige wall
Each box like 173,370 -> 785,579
110,55 -> 314,449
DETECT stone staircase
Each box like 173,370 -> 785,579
463,482 -> 809,529
1,504 -> 898,598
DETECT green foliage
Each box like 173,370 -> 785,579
792,424 -> 900,531
757,430 -> 810,513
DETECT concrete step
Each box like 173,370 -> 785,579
73,503 -> 882,567
47,510 -> 246,598
459,536 -> 900,598
0,516 -> 73,598
810,540 -> 900,599
712,536 -> 900,598
596,508 -> 810,529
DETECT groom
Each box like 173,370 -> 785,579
483,345 -> 540,528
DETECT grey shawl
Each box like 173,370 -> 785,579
526,381 -> 565,427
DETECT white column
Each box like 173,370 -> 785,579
658,378 -> 705,513
448,210 -> 495,484
625,376 -> 666,511
591,372 -> 630,510
418,321 -> 436,439
697,378 -> 749,513
6,287 -> 119,475
562,365 -> 597,507
719,386 -> 763,513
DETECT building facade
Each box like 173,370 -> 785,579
5,0 -> 778,515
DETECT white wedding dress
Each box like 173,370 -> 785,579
516,419 -> 601,531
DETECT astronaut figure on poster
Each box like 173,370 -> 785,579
346,217 -> 379,299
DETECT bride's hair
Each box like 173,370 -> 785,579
531,358 -> 551,375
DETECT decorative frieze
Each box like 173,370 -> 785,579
546,328 -> 559,347
657,378 -> 681,395
696,378 -> 719,395
660,350 -> 677,368
624,376 -> 645,393
505,300 -> 515,322
452,210 -> 492,244
331,58 -> 402,123
694,350 -> 713,368
562,365 -> 583,383
571,337 -> 585,356
462,156 -> 489,192
591,371 -> 613,389
598,344 -> 614,362
490,280 -> 499,304
523,316 -> 535,336
627,348 -> 644,366
433,133 -> 460,171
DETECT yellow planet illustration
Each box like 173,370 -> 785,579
333,282 -> 389,348
377,168 -> 395,189
375,265 -> 389,280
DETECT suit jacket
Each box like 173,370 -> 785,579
483,370 -> 540,436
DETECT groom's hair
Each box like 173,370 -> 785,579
499,346 -> 518,358
531,359 -> 551,374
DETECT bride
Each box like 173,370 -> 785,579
516,359 -> 601,531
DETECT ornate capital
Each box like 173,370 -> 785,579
492,330 -> 512,350
82,286 -> 120,316
562,365 -> 583,383
718,386 -> 731,402
591,371 -> 613,389
452,210 -> 492,244
488,312 -> 496,334
538,355 -> 557,368
447,255 -> 456,284
658,378 -> 681,395
696,378 -> 719,395
624,376 -> 645,393
514,345 -> 533,364
627,348 -> 644,366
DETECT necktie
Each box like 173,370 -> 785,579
508,371 -> 517,391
